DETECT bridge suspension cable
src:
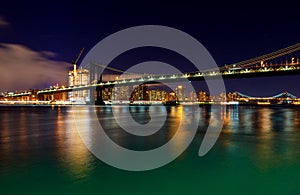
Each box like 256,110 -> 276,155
236,92 -> 254,98
226,42 -> 300,69
90,63 -> 151,76
90,42 -> 300,76
90,63 -> 129,74
237,92 -> 298,99
271,92 -> 297,99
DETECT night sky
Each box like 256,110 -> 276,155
0,1 -> 300,96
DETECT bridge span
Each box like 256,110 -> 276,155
2,42 -> 300,104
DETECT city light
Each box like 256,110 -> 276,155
1,43 -> 300,105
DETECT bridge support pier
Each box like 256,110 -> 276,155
95,85 -> 105,105
89,63 -> 106,105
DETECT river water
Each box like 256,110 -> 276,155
1,105 -> 300,194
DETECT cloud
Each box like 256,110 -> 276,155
0,43 -> 69,92
41,50 -> 57,58
0,17 -> 9,27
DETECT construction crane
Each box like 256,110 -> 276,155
72,48 -> 85,77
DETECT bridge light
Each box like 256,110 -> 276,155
292,57 -> 295,64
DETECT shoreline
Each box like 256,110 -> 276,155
1,101 -> 300,107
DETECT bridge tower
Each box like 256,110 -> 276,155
89,63 -> 105,105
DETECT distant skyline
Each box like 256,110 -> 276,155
0,2 -> 300,96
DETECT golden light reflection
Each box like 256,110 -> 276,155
242,109 -> 254,134
18,109 -> 28,154
58,107 -> 93,179
256,108 -> 272,134
249,108 -> 273,171
168,106 -> 197,160
283,110 -> 293,131
55,106 -> 66,159
0,111 -> 11,160
221,106 -> 232,133
293,108 -> 300,129
168,106 -> 182,140
167,106 -> 183,158
251,108 -> 300,171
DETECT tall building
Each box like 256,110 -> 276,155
102,87 -> 113,101
198,91 -> 209,102
68,67 -> 90,102
227,92 -> 238,101
149,90 -> 167,101
175,85 -> 186,102
189,91 -> 197,102
130,85 -> 149,101
211,92 -> 226,102
166,92 -> 176,101
112,86 -> 131,101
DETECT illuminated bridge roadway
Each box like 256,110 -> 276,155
37,62 -> 300,94
5,42 -> 300,98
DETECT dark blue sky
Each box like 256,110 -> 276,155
0,1 -> 300,96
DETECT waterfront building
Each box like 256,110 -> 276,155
68,67 -> 90,102
149,90 -> 167,101
175,85 -> 186,102
166,92 -> 176,101
130,85 -> 149,101
102,87 -> 113,101
189,91 -> 197,102
227,92 -> 239,101
112,86 -> 131,101
198,91 -> 209,102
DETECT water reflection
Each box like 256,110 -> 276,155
1,105 -> 300,179
59,106 -> 94,179
0,109 -> 12,164
168,106 -> 199,157
204,106 -> 300,135
293,108 -> 300,130
94,105 -> 179,150
213,105 -> 300,171
0,106 -> 95,180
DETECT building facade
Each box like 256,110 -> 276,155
198,91 -> 209,102
112,86 -> 131,101
189,91 -> 197,102
175,85 -> 186,102
149,90 -> 167,101
68,68 -> 90,102
130,85 -> 149,101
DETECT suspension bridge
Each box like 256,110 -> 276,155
3,42 -> 300,104
235,91 -> 300,104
